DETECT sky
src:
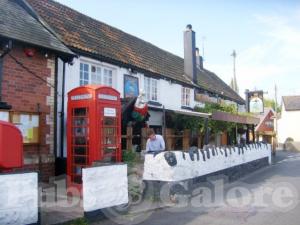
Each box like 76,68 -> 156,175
56,0 -> 300,103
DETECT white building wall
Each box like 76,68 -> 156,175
278,104 -> 300,143
159,80 -> 182,110
56,55 -> 243,157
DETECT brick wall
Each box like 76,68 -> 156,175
1,44 -> 56,182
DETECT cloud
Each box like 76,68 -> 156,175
206,10 -> 300,101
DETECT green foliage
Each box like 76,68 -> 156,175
169,113 -> 205,131
285,137 -> 294,143
195,103 -> 237,134
67,218 -> 88,225
168,102 -> 250,135
122,150 -> 138,167
264,98 -> 281,113
196,102 -> 237,114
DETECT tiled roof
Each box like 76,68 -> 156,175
282,96 -> 300,111
0,0 -> 74,56
27,0 -> 244,104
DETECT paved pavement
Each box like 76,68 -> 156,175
97,150 -> 300,225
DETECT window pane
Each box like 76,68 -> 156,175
103,68 -> 113,86
84,64 -> 89,71
144,77 -> 151,101
84,72 -> 89,80
80,63 -> 89,86
91,66 -> 101,84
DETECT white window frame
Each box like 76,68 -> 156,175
181,87 -> 191,107
144,77 -> 159,102
80,63 -> 89,86
79,60 -> 115,87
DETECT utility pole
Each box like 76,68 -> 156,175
202,36 -> 206,61
274,84 -> 278,155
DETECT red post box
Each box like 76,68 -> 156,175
0,121 -> 23,169
67,85 -> 122,189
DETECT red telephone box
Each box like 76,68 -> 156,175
67,85 -> 121,189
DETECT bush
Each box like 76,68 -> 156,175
67,218 -> 88,225
122,150 -> 138,167
285,137 -> 294,143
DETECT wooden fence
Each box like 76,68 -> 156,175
121,127 -> 225,151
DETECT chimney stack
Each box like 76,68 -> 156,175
184,24 -> 197,83
195,47 -> 203,70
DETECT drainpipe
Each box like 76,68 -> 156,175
0,40 -> 12,109
162,105 -> 166,139
204,118 -> 210,145
53,57 -> 58,158
0,57 -> 3,102
60,62 -> 66,158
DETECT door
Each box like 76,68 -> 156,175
70,107 -> 89,184
100,106 -> 120,162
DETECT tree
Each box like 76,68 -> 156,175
264,98 -> 281,113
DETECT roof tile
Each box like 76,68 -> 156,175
282,96 -> 300,111
27,0 -> 244,103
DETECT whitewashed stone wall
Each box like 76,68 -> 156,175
82,164 -> 128,212
0,172 -> 38,225
143,144 -> 271,182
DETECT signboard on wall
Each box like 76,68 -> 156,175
248,91 -> 264,114
0,111 -> 9,122
104,107 -> 116,117
11,113 -> 39,144
124,75 -> 139,98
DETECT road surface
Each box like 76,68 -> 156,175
98,150 -> 300,225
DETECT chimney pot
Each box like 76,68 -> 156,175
186,24 -> 192,30
195,47 -> 204,70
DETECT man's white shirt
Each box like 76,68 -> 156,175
146,135 -> 165,152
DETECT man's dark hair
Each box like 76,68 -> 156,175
147,129 -> 155,137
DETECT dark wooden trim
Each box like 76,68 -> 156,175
0,57 -> 3,102
212,111 -> 260,125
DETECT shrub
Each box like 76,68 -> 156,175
285,137 -> 294,143
122,150 -> 138,167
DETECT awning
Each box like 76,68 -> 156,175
212,111 -> 260,125
171,109 -> 211,118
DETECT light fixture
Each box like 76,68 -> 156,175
24,47 -> 36,57
0,40 -> 12,58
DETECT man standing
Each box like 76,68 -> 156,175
146,129 -> 165,152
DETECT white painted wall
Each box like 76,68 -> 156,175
278,104 -> 300,143
82,164 -> 128,212
143,144 -> 271,182
56,56 -> 244,157
0,172 -> 38,225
